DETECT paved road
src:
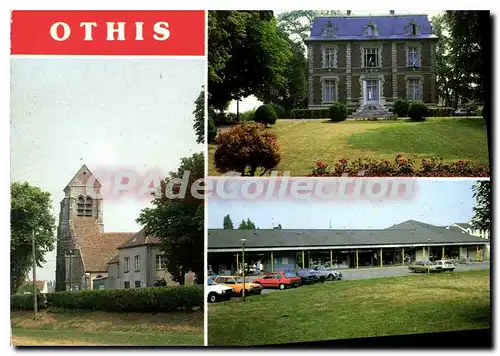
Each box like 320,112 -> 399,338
250,262 -> 490,296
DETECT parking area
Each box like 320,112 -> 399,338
227,262 -> 490,297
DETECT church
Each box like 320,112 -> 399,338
55,165 -> 194,291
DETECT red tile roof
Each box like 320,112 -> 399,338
22,280 -> 46,290
73,217 -> 134,272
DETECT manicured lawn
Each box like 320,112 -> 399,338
208,270 -> 491,346
11,310 -> 204,346
208,118 -> 489,176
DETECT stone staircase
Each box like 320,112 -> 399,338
350,104 -> 394,119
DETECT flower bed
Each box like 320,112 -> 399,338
309,154 -> 489,177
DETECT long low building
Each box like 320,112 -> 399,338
207,220 -> 490,274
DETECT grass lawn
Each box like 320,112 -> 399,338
208,270 -> 491,346
11,310 -> 204,346
208,117 -> 489,176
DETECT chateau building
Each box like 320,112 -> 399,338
305,11 -> 438,114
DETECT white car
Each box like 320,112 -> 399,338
434,260 -> 455,272
207,277 -> 233,303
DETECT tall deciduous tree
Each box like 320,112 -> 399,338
193,86 -> 205,144
223,215 -> 234,229
137,152 -> 204,284
208,11 -> 292,111
11,182 -> 56,294
471,181 -> 490,232
238,218 -> 257,230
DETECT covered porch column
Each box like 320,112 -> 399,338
380,248 -> 383,267
271,251 -> 274,272
302,250 -> 305,268
402,247 -> 405,266
330,249 -> 333,268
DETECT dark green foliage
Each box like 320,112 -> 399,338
428,107 -> 455,117
208,116 -> 217,144
471,181 -> 491,232
270,104 -> 285,118
193,87 -> 205,144
238,218 -> 257,229
408,102 -> 429,121
290,109 -> 330,119
393,99 -> 410,117
11,293 -> 46,311
254,105 -> 277,125
328,102 -> 348,122
223,214 -> 234,229
12,286 -> 204,312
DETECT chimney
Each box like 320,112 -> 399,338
390,10 -> 395,15
347,10 -> 351,16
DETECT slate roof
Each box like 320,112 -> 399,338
118,229 -> 161,249
208,220 -> 487,250
453,223 -> 472,230
73,217 -> 134,272
307,14 -> 438,41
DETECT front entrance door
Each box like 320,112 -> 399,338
365,80 -> 379,105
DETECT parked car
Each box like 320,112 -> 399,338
296,268 -> 321,284
453,108 -> 473,116
253,271 -> 302,290
207,277 -> 232,303
408,260 -> 443,273
324,266 -> 343,281
434,260 -> 455,272
213,275 -> 263,296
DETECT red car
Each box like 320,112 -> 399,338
253,271 -> 302,290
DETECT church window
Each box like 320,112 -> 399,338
77,196 -> 85,216
85,196 -> 93,216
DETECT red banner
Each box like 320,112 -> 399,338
11,10 -> 205,55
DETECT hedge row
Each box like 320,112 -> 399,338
11,285 -> 204,312
310,155 -> 490,177
290,108 -> 354,119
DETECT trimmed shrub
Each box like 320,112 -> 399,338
428,107 -> 454,117
393,99 -> 410,117
408,102 -> 429,121
214,122 -> 281,176
290,109 -> 330,119
308,154 -> 489,177
11,293 -> 47,311
254,104 -> 277,125
29,285 -> 204,312
269,104 -> 285,119
329,102 -> 348,122
207,116 -> 217,144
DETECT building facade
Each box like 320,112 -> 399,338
208,220 -> 490,275
55,165 -> 195,291
306,11 -> 438,113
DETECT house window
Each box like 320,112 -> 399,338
77,196 -> 85,216
135,281 -> 141,288
367,25 -> 374,36
323,48 -> 336,68
407,79 -> 422,101
134,255 -> 140,271
322,21 -> 336,37
124,281 -> 130,289
364,48 -> 379,68
84,196 -> 93,216
411,24 -> 417,35
408,47 -> 419,67
156,254 -> 167,270
124,257 -> 130,273
322,80 -> 336,104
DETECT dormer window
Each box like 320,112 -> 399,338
322,21 -> 336,37
363,21 -> 379,37
405,20 -> 420,36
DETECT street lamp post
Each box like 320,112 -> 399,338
427,237 -> 432,274
240,238 -> 247,302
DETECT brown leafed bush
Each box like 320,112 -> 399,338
214,122 -> 281,176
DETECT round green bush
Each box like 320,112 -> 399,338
393,99 -> 410,117
408,102 -> 429,121
270,104 -> 285,119
329,102 -> 348,122
254,104 -> 277,125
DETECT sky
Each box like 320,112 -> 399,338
228,10 -> 444,113
11,57 -> 204,281
208,180 -> 479,230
